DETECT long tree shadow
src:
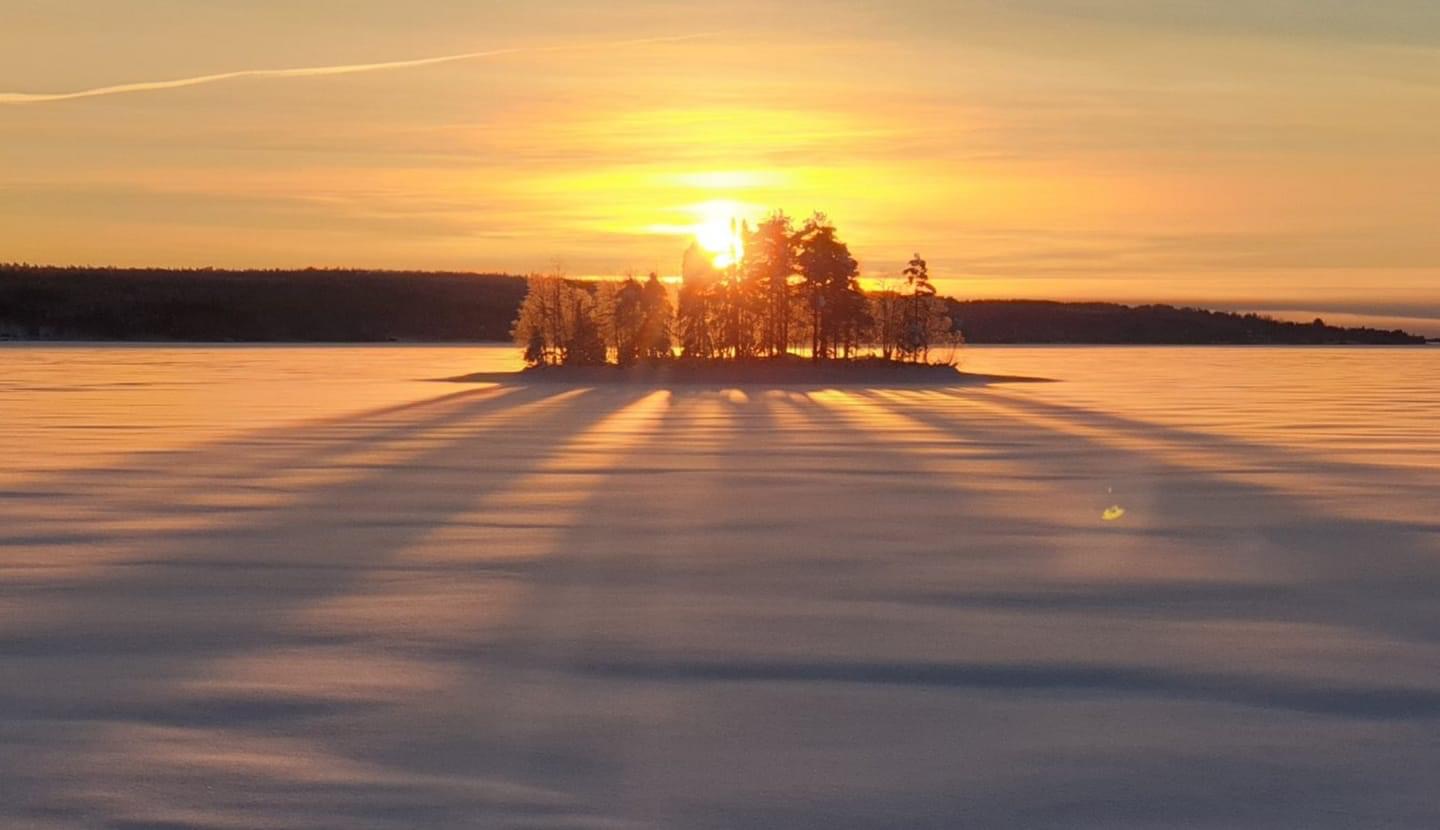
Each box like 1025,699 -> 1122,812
0,384 -> 661,825
0,384 -> 530,552
0,386 -> 645,661
955,385 -> 1440,506
866,388 -> 1440,643
489,387 -> 1440,828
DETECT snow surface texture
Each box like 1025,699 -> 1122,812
2,345 -> 1439,828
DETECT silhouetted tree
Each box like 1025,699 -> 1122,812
563,289 -> 608,366
512,274 -> 559,366
612,277 -> 646,365
523,327 -> 546,367
868,276 -> 904,360
679,242 -> 719,358
704,218 -> 765,359
744,212 -> 798,357
639,272 -> 674,359
900,254 -> 940,362
795,213 -> 864,361
512,274 -> 606,367
593,280 -> 620,360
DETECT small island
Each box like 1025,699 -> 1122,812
453,356 -> 1039,387
504,213 -> 971,384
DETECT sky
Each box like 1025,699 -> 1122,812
3,1 -> 1439,331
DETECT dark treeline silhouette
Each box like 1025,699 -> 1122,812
1,263 -> 1424,345
0,265 -> 525,341
948,300 -> 1425,345
514,212 -> 962,367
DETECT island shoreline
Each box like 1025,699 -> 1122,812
440,362 -> 1054,387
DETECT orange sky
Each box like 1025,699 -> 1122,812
3,1 -> 1438,331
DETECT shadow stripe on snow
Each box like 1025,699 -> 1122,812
572,655 -> 1440,721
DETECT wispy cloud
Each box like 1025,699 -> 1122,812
0,33 -> 722,105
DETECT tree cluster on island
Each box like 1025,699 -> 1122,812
510,212 -> 962,369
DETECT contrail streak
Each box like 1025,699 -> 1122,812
0,33 -> 721,104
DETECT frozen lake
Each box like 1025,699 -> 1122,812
2,344 -> 1439,828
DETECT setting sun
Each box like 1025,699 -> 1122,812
693,201 -> 747,269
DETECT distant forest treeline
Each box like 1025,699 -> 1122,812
0,265 -> 526,342
945,300 -> 1426,345
0,264 -> 1424,345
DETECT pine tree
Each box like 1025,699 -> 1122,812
639,273 -> 674,359
796,213 -> 863,361
744,212 -> 798,357
901,254 -> 938,362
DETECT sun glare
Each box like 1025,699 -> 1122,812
693,201 -> 747,269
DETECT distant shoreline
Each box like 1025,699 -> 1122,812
1,265 -> 1429,345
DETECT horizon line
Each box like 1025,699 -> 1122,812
2,261 -> 1436,333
